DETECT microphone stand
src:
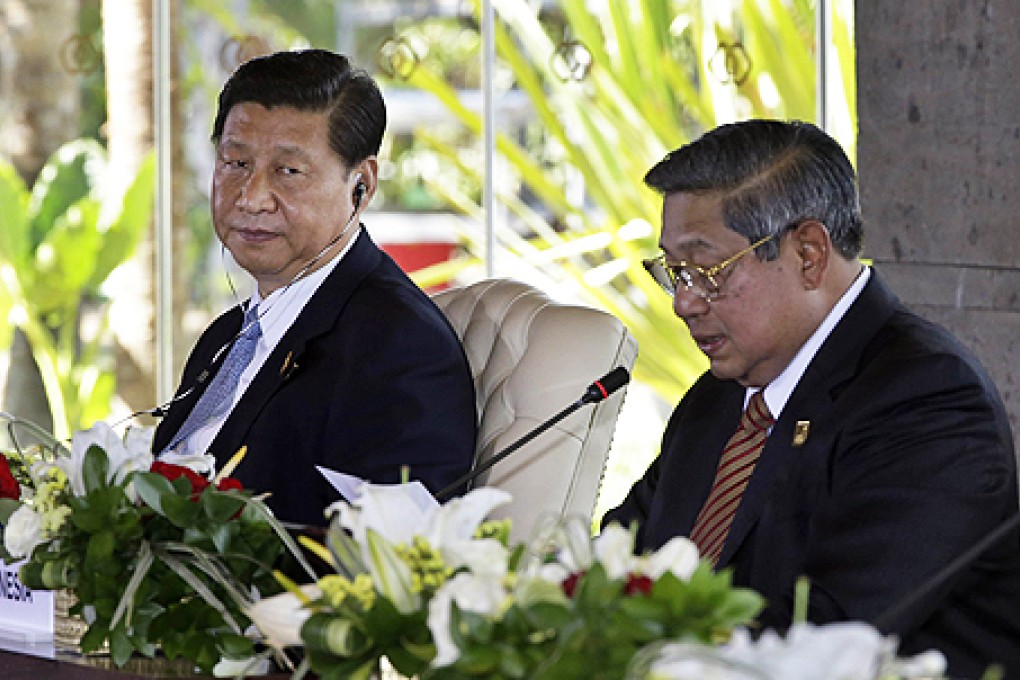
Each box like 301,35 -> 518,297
435,367 -> 630,501
435,398 -> 588,502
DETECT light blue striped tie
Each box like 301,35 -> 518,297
164,304 -> 262,453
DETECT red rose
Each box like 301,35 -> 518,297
0,455 -> 20,500
150,461 -> 211,496
216,477 -> 243,492
562,571 -> 583,598
623,573 -> 653,596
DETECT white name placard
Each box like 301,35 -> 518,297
0,559 -> 54,642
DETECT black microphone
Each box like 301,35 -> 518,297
872,508 -> 1020,632
435,367 -> 630,501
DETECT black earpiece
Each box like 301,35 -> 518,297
352,172 -> 366,209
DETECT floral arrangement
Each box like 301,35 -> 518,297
0,418 -> 305,674
0,423 -> 956,679
245,481 -> 955,680
248,482 -> 765,680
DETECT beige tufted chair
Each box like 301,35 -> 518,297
432,278 -> 638,542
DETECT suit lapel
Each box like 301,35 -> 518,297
716,271 -> 902,568
207,228 -> 383,459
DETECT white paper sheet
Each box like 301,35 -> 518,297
315,466 -> 438,513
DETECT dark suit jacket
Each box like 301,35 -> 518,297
152,230 -> 477,526
604,272 -> 1020,678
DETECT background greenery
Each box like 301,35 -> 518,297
0,0 -> 855,449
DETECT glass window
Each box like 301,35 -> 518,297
0,0 -> 854,510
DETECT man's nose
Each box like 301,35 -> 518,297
673,286 -> 710,319
237,170 -> 275,212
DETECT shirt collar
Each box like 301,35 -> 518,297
757,265 -> 871,418
249,228 -> 360,349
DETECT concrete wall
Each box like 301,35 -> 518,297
856,0 -> 1020,438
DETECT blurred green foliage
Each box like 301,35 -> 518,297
395,0 -> 855,402
0,141 -> 155,438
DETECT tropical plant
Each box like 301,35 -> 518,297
177,0 -> 855,405
0,140 -> 155,439
390,0 -> 855,404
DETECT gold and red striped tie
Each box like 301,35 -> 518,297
690,390 -> 774,566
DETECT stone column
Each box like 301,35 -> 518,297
856,0 -> 1020,439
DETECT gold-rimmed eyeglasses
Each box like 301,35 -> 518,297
643,233 -> 778,301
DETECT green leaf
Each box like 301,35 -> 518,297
81,445 -> 110,494
451,607 -> 495,647
86,529 -> 116,563
385,640 -> 434,676
306,651 -> 378,680
498,645 -> 529,677
201,487 -> 245,524
28,140 -> 105,246
79,621 -> 110,655
161,492 -> 201,528
77,367 -> 117,429
110,624 -> 135,667
208,521 -> 233,554
302,613 -> 371,658
31,198 -> 102,312
0,498 -> 21,524
69,487 -> 126,532
0,161 -> 31,272
519,599 -> 572,630
133,471 -> 176,516
455,644 -> 502,674
216,631 -> 255,658
89,152 -> 155,289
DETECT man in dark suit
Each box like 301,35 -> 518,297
152,50 -> 476,526
604,120 -> 1020,677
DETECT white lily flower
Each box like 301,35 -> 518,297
3,504 -> 44,558
557,515 -> 596,572
593,522 -> 638,580
766,622 -> 883,680
335,482 -> 512,576
246,584 -> 320,649
712,622 -> 889,680
425,487 -> 512,546
328,482 -> 512,617
122,425 -> 156,464
426,487 -> 512,573
55,422 -> 155,496
641,536 -> 700,581
534,561 -> 571,585
440,537 -> 509,577
881,649 -> 948,678
335,482 -> 436,546
428,571 -> 508,667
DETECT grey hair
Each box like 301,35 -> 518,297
644,119 -> 862,260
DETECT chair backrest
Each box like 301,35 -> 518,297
432,278 -> 638,542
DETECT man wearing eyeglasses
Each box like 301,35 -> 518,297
603,119 -> 1020,677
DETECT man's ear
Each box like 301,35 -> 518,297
793,220 -> 830,289
351,157 -> 379,210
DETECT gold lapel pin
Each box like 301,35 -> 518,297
792,420 -> 811,447
280,351 -> 295,377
